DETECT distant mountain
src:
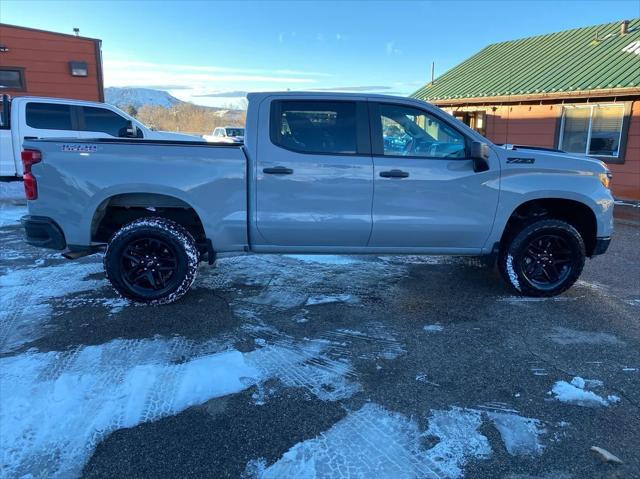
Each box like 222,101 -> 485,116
105,87 -> 183,109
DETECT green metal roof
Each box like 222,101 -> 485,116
412,19 -> 640,102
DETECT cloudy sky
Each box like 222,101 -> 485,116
4,0 -> 638,108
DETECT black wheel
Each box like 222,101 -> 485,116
498,219 -> 585,297
104,217 -> 199,304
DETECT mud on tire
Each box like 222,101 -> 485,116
498,218 -> 586,297
104,217 -> 199,305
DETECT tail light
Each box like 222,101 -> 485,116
21,149 -> 42,200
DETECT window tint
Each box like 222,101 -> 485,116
271,101 -> 357,154
26,103 -> 74,130
378,104 -> 466,158
82,106 -> 129,136
560,104 -> 624,157
226,128 -> 244,137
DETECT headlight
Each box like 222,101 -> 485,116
599,172 -> 612,189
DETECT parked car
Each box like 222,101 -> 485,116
203,126 -> 244,143
0,95 -> 200,178
20,91 -> 614,304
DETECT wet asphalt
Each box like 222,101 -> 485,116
1,203 -> 639,479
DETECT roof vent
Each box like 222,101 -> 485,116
621,20 -> 630,35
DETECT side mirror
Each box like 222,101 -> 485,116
119,120 -> 141,138
470,141 -> 490,172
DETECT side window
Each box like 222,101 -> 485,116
271,100 -> 357,154
82,106 -> 129,136
377,103 -> 466,159
26,103 -> 74,130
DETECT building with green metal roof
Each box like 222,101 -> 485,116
411,19 -> 640,200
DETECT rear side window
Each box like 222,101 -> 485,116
26,103 -> 73,130
271,100 -> 357,154
82,106 -> 129,136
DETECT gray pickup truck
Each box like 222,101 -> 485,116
21,92 -> 614,304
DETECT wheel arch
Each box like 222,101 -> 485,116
499,197 -> 598,256
90,190 -> 208,251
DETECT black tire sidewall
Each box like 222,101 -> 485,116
104,218 -> 198,304
500,219 -> 585,297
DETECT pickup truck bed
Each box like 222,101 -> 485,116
24,138 -> 248,253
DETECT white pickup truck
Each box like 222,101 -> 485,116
21,91 -> 614,304
0,95 -> 199,178
203,126 -> 245,143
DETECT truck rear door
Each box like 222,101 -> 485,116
254,98 -> 372,248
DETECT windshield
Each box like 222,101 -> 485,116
226,128 -> 244,137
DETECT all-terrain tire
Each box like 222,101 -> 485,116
498,218 -> 585,297
104,217 -> 199,304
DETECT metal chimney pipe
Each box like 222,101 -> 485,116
431,62 -> 435,84
621,20 -> 629,35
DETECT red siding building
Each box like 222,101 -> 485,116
413,19 -> 640,200
0,23 -> 103,102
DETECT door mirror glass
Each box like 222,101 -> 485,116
119,120 -> 141,138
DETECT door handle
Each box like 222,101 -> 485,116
263,166 -> 294,175
379,169 -> 409,178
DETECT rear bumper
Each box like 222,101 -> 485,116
592,237 -> 611,256
21,215 -> 67,250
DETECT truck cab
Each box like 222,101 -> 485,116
0,95 -> 199,178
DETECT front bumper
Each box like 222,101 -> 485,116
21,215 -> 67,250
592,237 -> 611,256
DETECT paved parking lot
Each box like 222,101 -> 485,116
1,187 -> 639,479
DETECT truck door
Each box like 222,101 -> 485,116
255,99 -> 372,247
368,101 -> 500,251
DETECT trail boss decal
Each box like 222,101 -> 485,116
62,144 -> 97,153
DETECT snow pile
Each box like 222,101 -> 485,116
550,377 -> 620,407
486,411 -> 545,456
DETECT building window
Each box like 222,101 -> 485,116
0,67 -> 26,91
559,104 -> 625,159
453,110 -> 487,136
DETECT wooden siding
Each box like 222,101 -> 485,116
0,24 -> 102,101
442,101 -> 640,200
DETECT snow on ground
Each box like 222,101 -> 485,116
0,180 -> 24,199
285,255 -> 363,265
550,377 -> 620,407
424,323 -> 444,333
0,203 -> 26,227
197,254 -> 410,314
0,333 -> 364,478
0,181 -> 27,227
0,261 -> 107,353
249,404 -> 490,479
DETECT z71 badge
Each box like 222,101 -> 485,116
61,144 -> 97,153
